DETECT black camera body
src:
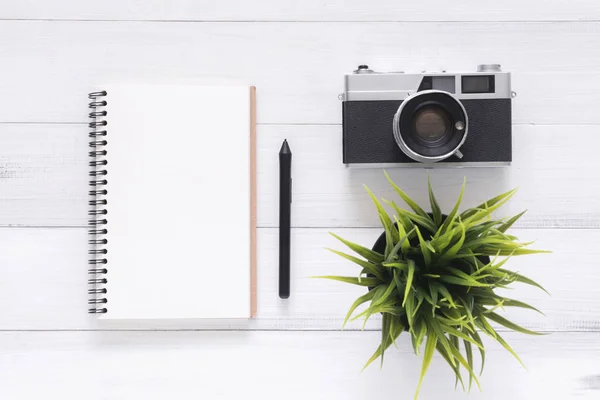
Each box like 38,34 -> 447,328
341,65 -> 513,166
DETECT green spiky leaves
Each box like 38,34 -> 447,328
320,174 -> 550,399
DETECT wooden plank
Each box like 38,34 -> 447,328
1,123 -> 598,229
257,124 -> 600,229
0,21 -> 599,124
0,124 -> 87,226
0,227 -> 597,331
2,0 -> 600,21
0,331 -> 598,399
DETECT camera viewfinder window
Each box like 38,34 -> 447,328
462,76 -> 495,94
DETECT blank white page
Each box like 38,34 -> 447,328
99,84 -> 255,320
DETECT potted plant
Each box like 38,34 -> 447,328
318,172 -> 549,399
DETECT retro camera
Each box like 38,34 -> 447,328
341,64 -> 512,165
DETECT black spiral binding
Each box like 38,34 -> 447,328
88,91 -> 108,314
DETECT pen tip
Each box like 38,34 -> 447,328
279,139 -> 291,154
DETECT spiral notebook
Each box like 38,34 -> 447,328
87,84 -> 257,319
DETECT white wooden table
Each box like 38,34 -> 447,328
1,1 -> 600,398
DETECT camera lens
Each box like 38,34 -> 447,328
413,106 -> 451,143
393,90 -> 468,163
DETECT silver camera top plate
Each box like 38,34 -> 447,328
341,64 -> 511,101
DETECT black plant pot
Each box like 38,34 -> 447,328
372,214 -> 444,255
371,215 -> 490,264
371,228 -> 391,256
370,232 -> 411,327
368,217 -> 489,324
370,223 -> 407,324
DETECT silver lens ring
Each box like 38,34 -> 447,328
393,90 -> 469,163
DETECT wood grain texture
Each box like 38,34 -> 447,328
0,0 -> 598,397
1,331 -> 599,399
0,124 -> 87,226
0,227 -> 596,331
0,21 -> 599,124
0,123 -> 598,228
2,0 -> 599,21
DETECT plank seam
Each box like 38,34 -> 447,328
0,329 -> 596,332
1,122 -> 600,127
1,226 -> 600,231
0,19 -> 598,23
1,226 -> 600,230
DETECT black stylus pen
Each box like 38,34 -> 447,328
279,139 -> 292,299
